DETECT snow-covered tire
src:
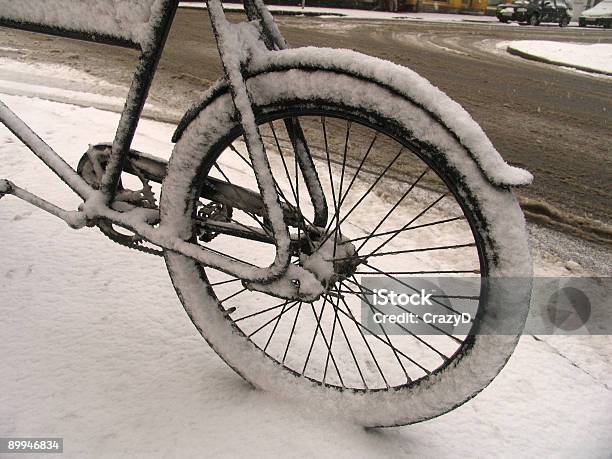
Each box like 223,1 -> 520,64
161,69 -> 532,427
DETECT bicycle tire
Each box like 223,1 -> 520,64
161,69 -> 532,426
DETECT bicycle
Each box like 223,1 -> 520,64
0,0 -> 533,426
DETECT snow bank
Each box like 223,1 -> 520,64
581,0 -> 612,17
505,41 -> 612,76
0,0 -> 166,48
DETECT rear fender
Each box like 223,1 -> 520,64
172,48 -> 533,188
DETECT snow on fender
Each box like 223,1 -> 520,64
173,46 -> 532,188
252,47 -> 533,188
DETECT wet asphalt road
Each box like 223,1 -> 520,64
271,14 -> 612,239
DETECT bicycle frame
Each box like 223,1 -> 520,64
0,0 -> 329,299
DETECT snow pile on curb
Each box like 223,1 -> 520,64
504,40 -> 612,76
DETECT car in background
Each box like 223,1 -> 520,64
496,0 -> 572,26
579,0 -> 612,27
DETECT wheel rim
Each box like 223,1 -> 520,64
187,107 -> 489,392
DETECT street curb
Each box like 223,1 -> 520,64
506,45 -> 612,76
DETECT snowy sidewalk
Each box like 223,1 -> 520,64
179,1 -> 498,23
1,58 -> 611,457
503,41 -> 612,76
1,93 -> 611,458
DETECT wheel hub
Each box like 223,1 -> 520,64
300,232 -> 361,290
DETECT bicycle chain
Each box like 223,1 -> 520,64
79,148 -> 164,256
98,169 -> 165,257
102,164 -> 165,257
99,223 -> 165,256
78,147 -> 231,257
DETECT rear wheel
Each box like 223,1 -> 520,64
161,70 -> 531,426
529,14 -> 540,25
559,16 -> 569,27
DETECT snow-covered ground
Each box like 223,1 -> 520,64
180,1 -> 499,23
1,59 -> 611,457
503,40 -> 612,75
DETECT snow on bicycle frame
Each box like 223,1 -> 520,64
0,0 -> 531,302
0,0 -> 168,49
0,0 -> 332,299
0,0 -> 537,427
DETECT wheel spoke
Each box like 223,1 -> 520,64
355,269 -> 480,275
336,131 -> 378,213
219,287 -> 248,304
264,300 -> 292,352
282,301 -> 303,363
302,300 -> 326,375
345,242 -> 476,261
346,273 -> 469,339
317,146 -> 404,250
355,167 -> 430,252
268,123 -> 315,248
293,120 -> 302,245
336,291 -> 429,382
270,122 -> 300,211
335,295 -> 391,387
323,293 -> 341,384
322,116 -> 339,229
210,277 -> 241,287
344,281 -> 411,381
189,112 -> 485,392
345,216 -> 465,243
247,301 -> 300,339
309,296 -> 345,387
234,298 -> 294,323
331,121 -> 351,259
326,289 -> 369,389
347,277 -> 450,364
367,192 -> 448,257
